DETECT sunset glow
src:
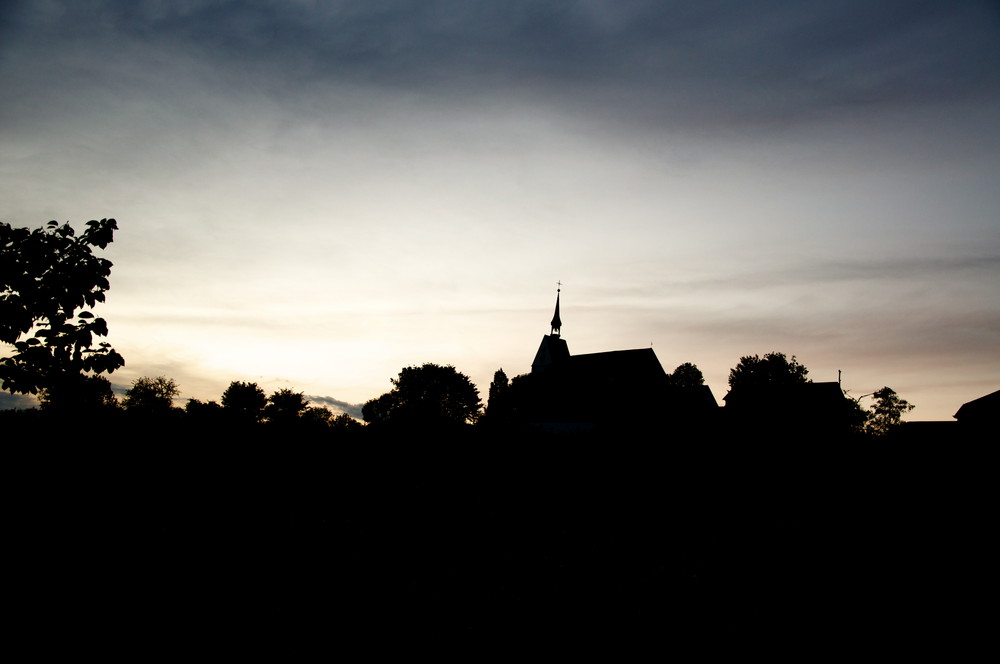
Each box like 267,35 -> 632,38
2,1 -> 998,419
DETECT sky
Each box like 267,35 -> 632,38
2,0 -> 998,420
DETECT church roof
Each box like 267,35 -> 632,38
566,348 -> 667,385
531,334 -> 570,372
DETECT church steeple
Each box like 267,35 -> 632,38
550,283 -> 562,337
532,283 -> 570,373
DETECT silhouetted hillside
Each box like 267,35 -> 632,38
5,418 -> 987,646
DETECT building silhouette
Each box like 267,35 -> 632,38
510,288 -> 717,431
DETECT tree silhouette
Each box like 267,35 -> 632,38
265,388 -> 309,424
221,381 -> 267,423
728,352 -> 809,390
488,368 -> 509,405
185,398 -> 223,421
1,219 -> 124,396
482,368 -> 512,427
39,374 -> 119,413
842,393 -> 870,435
669,362 -> 705,389
361,391 -> 395,425
864,386 -> 915,437
363,363 -> 481,428
300,405 -> 334,428
724,352 -> 817,435
123,376 -> 179,414
330,411 -> 363,431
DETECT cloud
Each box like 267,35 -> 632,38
305,394 -> 364,419
0,392 -> 39,410
586,254 -> 1000,306
4,1 -> 997,134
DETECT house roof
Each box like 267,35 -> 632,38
954,389 -> 1000,422
724,381 -> 847,408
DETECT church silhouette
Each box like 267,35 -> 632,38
505,288 -> 718,432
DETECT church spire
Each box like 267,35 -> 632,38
550,282 -> 562,337
532,283 -> 570,373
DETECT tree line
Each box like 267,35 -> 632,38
2,219 -> 914,438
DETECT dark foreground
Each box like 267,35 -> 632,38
4,420 -> 987,651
